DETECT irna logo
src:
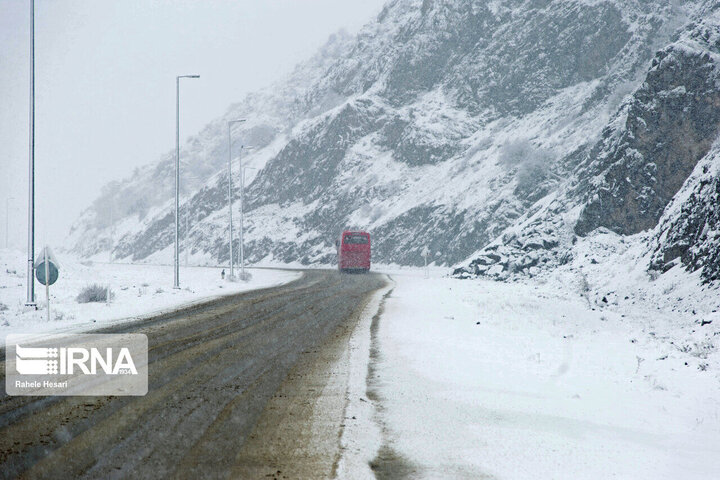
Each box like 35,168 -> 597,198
15,344 -> 138,375
6,333 -> 148,396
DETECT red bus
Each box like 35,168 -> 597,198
336,231 -> 371,273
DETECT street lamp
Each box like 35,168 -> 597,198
26,0 -> 36,306
174,74 -> 200,289
227,119 -> 246,280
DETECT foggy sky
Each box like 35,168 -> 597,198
0,0 -> 386,251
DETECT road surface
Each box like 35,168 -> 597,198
0,269 -> 387,479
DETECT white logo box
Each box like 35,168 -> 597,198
6,333 -> 148,396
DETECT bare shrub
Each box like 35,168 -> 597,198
76,284 -> 112,303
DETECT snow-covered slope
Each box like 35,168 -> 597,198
454,3 -> 720,284
69,0 -> 719,286
66,29 -> 356,259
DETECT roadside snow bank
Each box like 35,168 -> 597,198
336,277 -> 393,480
0,248 -> 300,341
369,269 -> 720,479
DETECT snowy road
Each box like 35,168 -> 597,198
0,270 -> 387,479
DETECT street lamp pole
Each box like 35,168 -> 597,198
227,119 -> 245,280
174,74 -> 199,289
26,0 -> 36,306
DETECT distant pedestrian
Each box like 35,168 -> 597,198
221,269 -> 225,280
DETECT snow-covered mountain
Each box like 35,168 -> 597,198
454,4 -> 720,284
69,0 -> 720,285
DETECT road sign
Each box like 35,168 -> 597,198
421,246 -> 430,279
34,246 -> 59,286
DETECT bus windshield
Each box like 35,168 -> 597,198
344,234 -> 368,244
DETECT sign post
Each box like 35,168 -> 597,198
44,249 -> 49,321
421,246 -> 430,279
35,246 -> 59,322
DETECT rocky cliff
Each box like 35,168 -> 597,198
454,6 -> 720,283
